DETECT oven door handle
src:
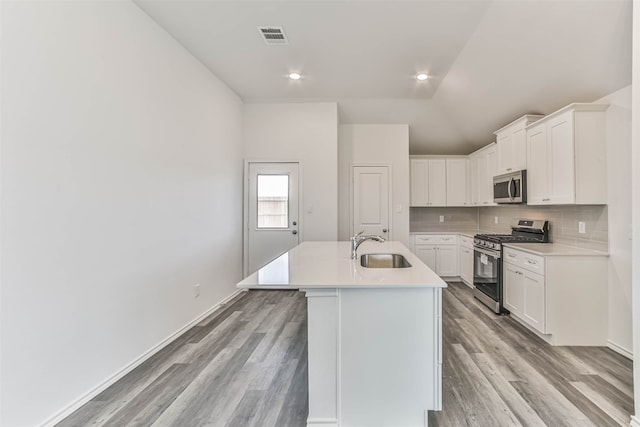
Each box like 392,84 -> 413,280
474,246 -> 501,258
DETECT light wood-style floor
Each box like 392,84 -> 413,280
58,282 -> 633,427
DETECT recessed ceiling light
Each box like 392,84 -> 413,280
416,73 -> 429,81
289,72 -> 302,80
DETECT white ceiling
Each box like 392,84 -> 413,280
134,0 -> 632,155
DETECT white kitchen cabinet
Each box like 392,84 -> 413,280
413,234 -> 458,278
526,103 -> 608,205
436,245 -> 458,277
410,158 -> 446,207
522,270 -> 546,332
414,245 -> 436,271
503,249 -> 546,333
468,143 -> 497,206
503,263 -> 523,315
445,158 -> 469,206
458,235 -> 474,287
503,248 -> 546,333
494,115 -> 544,175
502,245 -> 607,345
410,157 -> 468,207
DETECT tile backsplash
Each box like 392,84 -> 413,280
410,207 -> 478,231
410,205 -> 609,251
478,205 -> 608,251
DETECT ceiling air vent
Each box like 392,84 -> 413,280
257,26 -> 288,45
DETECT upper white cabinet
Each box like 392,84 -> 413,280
494,115 -> 544,175
468,143 -> 497,206
410,158 -> 446,207
526,103 -> 608,205
410,157 -> 468,207
445,158 -> 469,207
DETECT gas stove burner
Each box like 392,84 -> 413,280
474,220 -> 550,251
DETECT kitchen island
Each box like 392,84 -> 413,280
237,241 -> 447,427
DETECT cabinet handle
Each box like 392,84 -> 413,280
526,259 -> 537,265
507,168 -> 512,171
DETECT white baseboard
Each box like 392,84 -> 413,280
630,415 -> 640,427
40,288 -> 246,427
608,340 -> 633,360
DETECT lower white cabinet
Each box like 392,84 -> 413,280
503,261 -> 545,333
503,263 -> 524,314
458,235 -> 474,287
502,246 -> 607,346
522,271 -> 546,332
413,234 -> 458,278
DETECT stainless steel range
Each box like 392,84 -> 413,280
473,219 -> 549,314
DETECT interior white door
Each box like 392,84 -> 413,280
247,162 -> 299,274
353,166 -> 390,238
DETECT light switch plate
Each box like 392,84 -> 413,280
578,221 -> 586,234
494,216 -> 499,224
439,215 -> 444,223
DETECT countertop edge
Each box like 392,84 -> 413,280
502,242 -> 609,257
410,230 -> 480,238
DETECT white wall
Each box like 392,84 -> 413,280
244,103 -> 338,241
0,2 -> 244,426
594,86 -> 633,356
338,125 -> 410,248
631,1 -> 640,425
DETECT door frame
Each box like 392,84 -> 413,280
349,163 -> 393,240
243,160 -> 303,277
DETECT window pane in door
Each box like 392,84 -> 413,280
257,175 -> 289,228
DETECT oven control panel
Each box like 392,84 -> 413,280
473,238 -> 501,251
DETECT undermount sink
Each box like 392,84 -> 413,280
360,253 -> 412,268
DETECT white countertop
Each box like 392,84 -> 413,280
236,241 -> 447,289
502,242 -> 609,257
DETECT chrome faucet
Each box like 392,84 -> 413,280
350,231 -> 385,259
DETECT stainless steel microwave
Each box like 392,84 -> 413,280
493,170 -> 526,204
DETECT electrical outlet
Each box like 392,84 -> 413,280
439,215 -> 444,223
194,283 -> 201,298
578,221 -> 586,234
494,216 -> 499,224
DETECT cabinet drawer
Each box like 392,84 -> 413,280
435,235 -> 457,245
414,234 -> 457,245
414,235 -> 436,244
503,248 -> 545,274
521,253 -> 544,274
503,248 -> 522,264
459,235 -> 474,249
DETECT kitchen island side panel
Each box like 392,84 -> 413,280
340,287 -> 440,426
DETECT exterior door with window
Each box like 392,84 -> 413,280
247,162 -> 299,274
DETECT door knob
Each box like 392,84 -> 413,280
292,221 -> 297,226
382,229 -> 388,233
292,230 -> 297,235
